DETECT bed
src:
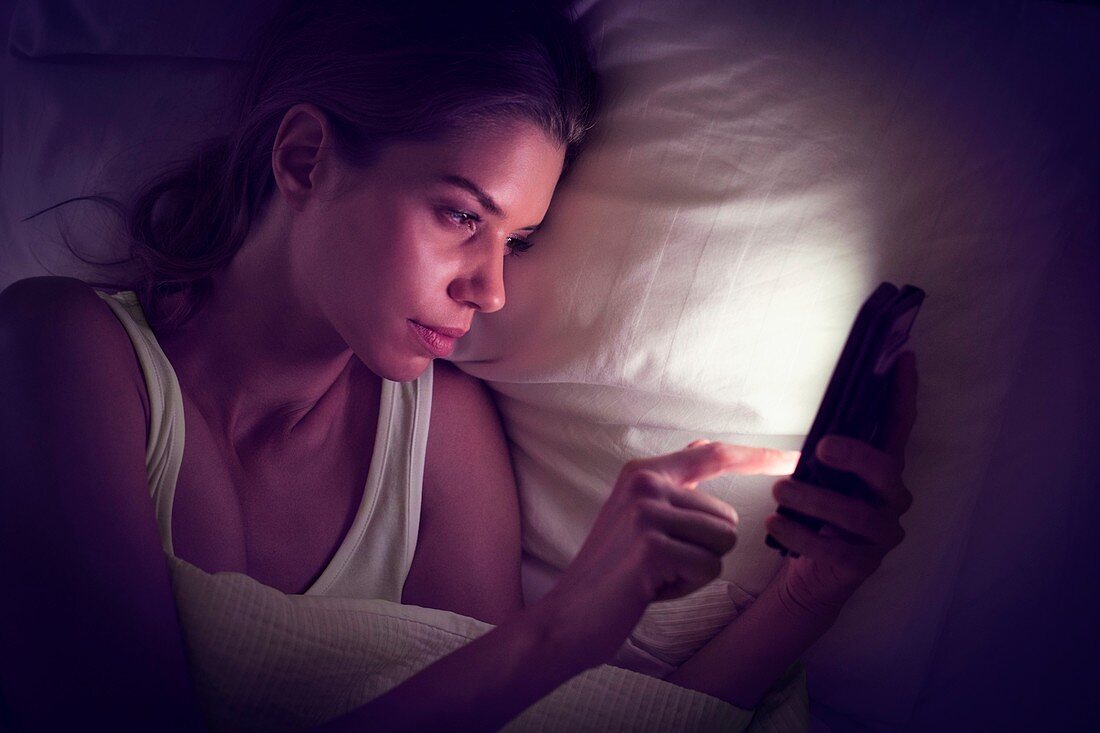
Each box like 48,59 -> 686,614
2,1 -> 1098,730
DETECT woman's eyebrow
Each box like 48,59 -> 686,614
439,174 -> 501,215
438,174 -> 542,231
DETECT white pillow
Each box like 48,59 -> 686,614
448,0 -> 1100,725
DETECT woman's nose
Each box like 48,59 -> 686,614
448,238 -> 507,313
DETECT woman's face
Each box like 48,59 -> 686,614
300,118 -> 566,382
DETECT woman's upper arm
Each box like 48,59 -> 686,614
402,359 -> 524,626
0,277 -> 205,730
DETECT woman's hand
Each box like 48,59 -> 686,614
533,440 -> 799,671
766,351 -> 919,616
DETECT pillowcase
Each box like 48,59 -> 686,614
449,0 -> 1100,725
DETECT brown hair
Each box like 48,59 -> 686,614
23,0 -> 600,331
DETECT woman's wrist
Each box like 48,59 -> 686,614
311,599 -> 592,733
665,568 -> 839,709
522,586 -> 616,674
773,558 -> 853,620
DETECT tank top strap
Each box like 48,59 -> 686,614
95,289 -> 185,557
305,363 -> 433,600
95,288 -> 434,601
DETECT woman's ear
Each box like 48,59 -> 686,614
271,103 -> 344,212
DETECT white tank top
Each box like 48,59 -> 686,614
95,289 -> 433,602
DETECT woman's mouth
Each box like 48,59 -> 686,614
409,320 -> 457,357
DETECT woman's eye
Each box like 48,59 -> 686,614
441,209 -> 534,257
446,210 -> 479,229
506,237 -> 534,258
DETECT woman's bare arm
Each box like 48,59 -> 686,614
664,560 -> 835,709
309,597 -> 585,733
401,359 -> 524,626
0,278 -> 207,730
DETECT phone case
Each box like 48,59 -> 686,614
765,282 -> 925,557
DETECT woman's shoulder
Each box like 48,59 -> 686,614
0,279 -> 202,727
1,275 -> 121,333
0,276 -> 151,427
1,274 -> 120,311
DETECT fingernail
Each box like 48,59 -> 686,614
817,437 -> 848,461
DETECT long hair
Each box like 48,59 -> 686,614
23,0 -> 600,332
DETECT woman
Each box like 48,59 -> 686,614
0,0 -> 918,730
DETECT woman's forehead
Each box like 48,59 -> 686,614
376,122 -> 565,190
429,119 -> 563,163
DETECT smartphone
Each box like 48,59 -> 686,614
765,282 -> 925,557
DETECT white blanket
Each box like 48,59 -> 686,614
166,554 -> 808,732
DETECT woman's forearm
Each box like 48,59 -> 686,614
308,600 -> 586,733
665,561 -> 839,709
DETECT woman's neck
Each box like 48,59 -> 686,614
150,226 -> 364,456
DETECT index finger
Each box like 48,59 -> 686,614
646,441 -> 801,488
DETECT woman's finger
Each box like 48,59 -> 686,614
764,514 -> 878,577
717,443 -> 801,476
642,442 -> 800,490
649,533 -> 727,602
682,440 -> 712,486
773,480 -> 903,547
642,499 -> 738,556
814,435 -> 912,514
877,350 -> 918,468
666,483 -> 740,525
764,513 -> 836,559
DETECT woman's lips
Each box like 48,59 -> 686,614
409,320 -> 457,357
